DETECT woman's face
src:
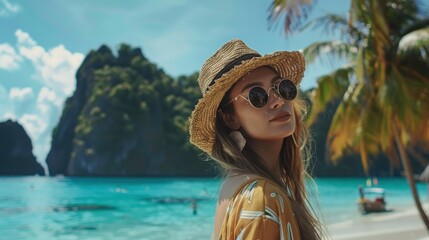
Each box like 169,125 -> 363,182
227,66 -> 296,141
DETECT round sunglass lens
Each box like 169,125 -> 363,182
279,80 -> 297,100
248,87 -> 268,108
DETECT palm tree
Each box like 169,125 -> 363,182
269,0 -> 429,230
268,0 -> 315,36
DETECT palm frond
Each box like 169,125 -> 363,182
327,82 -> 363,161
326,102 -> 357,162
356,99 -> 382,154
303,41 -> 357,65
348,0 -> 374,30
378,65 -> 429,143
397,27 -> 429,60
307,66 -> 353,125
379,102 -> 393,151
299,14 -> 367,41
397,64 -> 429,83
385,2 -> 416,33
371,0 -> 392,46
355,45 -> 377,97
267,0 -> 316,36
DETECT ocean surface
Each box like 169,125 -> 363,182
0,176 -> 427,239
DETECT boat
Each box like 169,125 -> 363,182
415,164 -> 429,183
357,186 -> 388,214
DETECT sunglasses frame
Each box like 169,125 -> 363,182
223,79 -> 297,109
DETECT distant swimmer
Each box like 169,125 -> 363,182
191,199 -> 197,215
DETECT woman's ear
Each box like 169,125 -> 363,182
219,109 -> 240,130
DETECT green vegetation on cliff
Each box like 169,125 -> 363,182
48,44 -> 212,176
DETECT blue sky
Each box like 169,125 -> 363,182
0,0 -> 350,169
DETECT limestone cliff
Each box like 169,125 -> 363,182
0,120 -> 45,175
46,44 -> 214,176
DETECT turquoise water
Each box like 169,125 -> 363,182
0,176 -> 427,239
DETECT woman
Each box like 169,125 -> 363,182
189,39 -> 324,239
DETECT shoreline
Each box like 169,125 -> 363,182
327,203 -> 429,240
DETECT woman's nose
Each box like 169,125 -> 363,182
268,88 -> 284,109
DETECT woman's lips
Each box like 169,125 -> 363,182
270,112 -> 291,122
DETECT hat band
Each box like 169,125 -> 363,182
206,53 -> 261,92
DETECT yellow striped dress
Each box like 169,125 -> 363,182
218,178 -> 301,240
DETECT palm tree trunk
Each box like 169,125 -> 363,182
393,122 -> 429,231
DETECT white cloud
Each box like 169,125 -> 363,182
7,87 -> 35,117
3,112 -> 16,120
37,87 -> 61,114
37,87 -> 57,104
16,29 -> 84,96
0,0 -> 20,16
0,43 -> 22,70
16,29 -> 36,45
18,113 -> 47,140
15,29 -> 40,58
9,87 -> 34,101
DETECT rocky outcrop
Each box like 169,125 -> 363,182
0,120 -> 45,175
46,44 -> 214,177
46,45 -> 116,176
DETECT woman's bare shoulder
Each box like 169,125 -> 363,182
212,174 -> 262,240
218,174 -> 262,198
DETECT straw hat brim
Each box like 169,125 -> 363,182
189,51 -> 305,155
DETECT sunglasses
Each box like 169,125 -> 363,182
223,79 -> 297,109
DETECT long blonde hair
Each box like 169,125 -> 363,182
211,72 -> 325,240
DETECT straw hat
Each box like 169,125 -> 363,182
189,39 -> 305,155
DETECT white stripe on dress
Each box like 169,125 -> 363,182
240,210 -> 264,219
287,222 -> 294,240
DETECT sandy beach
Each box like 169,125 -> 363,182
327,204 -> 429,240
